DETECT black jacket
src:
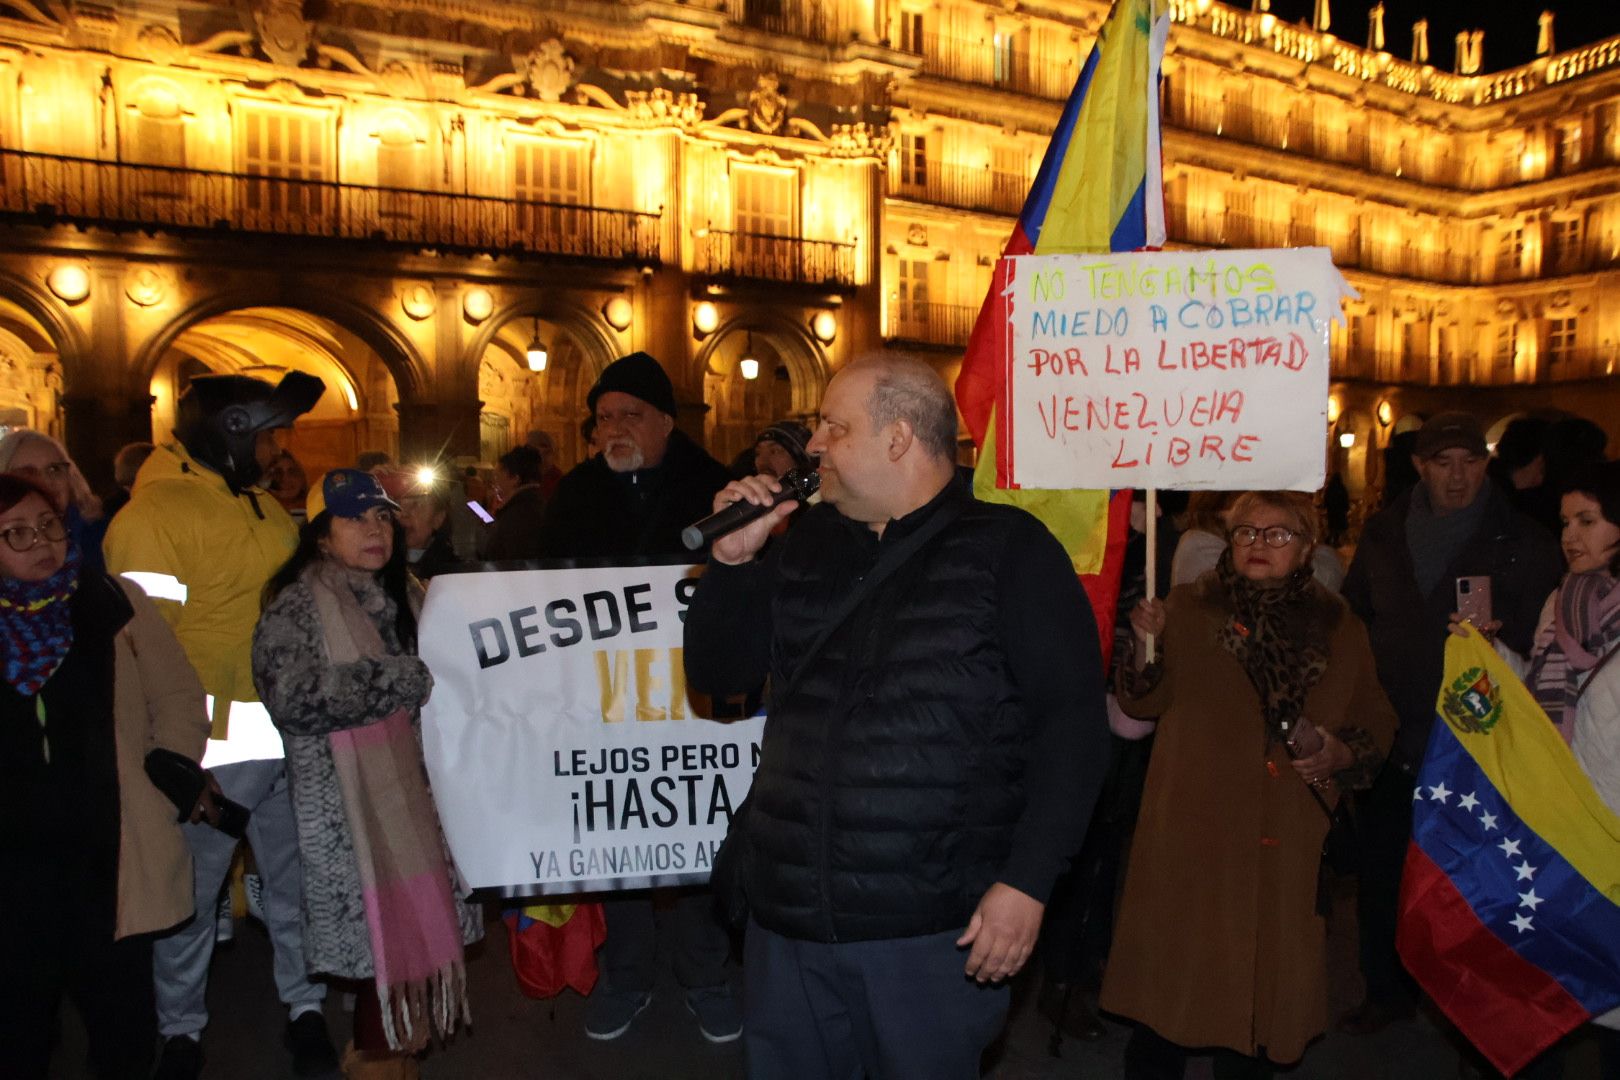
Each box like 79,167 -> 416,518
1342,485 -> 1562,771
484,486 -> 547,562
410,530 -> 460,580
537,430 -> 731,559
685,482 -> 1108,942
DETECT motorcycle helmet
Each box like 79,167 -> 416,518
173,371 -> 325,493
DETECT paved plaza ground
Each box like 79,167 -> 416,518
54,878 -> 1606,1079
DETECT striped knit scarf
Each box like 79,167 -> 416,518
302,560 -> 469,1052
1526,571 -> 1620,743
0,546 -> 80,696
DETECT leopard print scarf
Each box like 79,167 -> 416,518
1214,549 -> 1332,747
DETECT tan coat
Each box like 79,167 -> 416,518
1100,575 -> 1396,1063
111,579 -> 211,940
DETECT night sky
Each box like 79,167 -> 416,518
1261,1 -> 1617,74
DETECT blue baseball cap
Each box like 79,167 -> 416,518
306,468 -> 402,520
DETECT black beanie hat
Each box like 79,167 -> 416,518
587,352 -> 677,418
755,421 -> 814,471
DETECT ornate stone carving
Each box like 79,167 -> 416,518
624,87 -> 703,128
125,268 -> 166,308
828,122 -> 892,158
135,24 -> 183,64
748,73 -> 787,134
906,224 -> 927,246
251,0 -> 314,68
522,39 -> 574,102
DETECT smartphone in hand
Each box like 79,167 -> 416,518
1455,575 -> 1493,628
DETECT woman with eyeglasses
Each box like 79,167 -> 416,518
0,473 -> 211,1079
0,430 -> 109,579
1100,490 -> 1396,1080
252,469 -> 479,1077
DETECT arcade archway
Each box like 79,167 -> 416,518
474,315 -> 607,471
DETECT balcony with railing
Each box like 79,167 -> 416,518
915,33 -> 1067,99
0,149 -> 662,262
887,163 -> 1026,215
886,300 -> 977,347
728,0 -> 842,44
692,229 -> 856,287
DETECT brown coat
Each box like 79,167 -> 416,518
112,579 -> 211,940
1100,574 -> 1396,1063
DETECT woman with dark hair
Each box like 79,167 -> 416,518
252,468 -> 480,1078
0,473 -> 210,1079
1461,460 -> 1620,1076
1103,490 -> 1396,1079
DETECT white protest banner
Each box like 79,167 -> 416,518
416,562 -> 761,896
997,248 -> 1353,491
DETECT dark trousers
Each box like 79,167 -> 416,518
1354,761 -> 1419,1007
742,918 -> 1010,1080
600,886 -> 730,993
1,927 -> 155,1080
1125,1025 -> 1275,1080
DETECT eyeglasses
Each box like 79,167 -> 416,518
12,461 -> 70,481
1,514 -> 68,552
1230,524 -> 1298,549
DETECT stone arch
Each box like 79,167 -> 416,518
693,309 -> 828,418
130,285 -> 428,402
0,269 -> 88,384
696,310 -> 829,466
465,296 -> 623,468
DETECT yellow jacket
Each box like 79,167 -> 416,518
104,442 -> 297,764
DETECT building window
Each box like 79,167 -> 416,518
898,133 -> 927,187
1556,124 -> 1583,174
1548,218 -> 1581,272
992,29 -> 1025,88
238,105 -> 330,217
127,84 -> 186,167
1496,226 -> 1524,280
1348,313 -> 1370,376
896,10 -> 924,53
1493,322 -> 1516,379
732,165 -> 795,236
512,138 -> 586,206
895,257 -> 931,333
512,137 -> 588,247
375,117 -> 422,191
1546,316 -> 1577,370
1502,138 -> 1525,183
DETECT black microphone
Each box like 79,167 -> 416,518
682,467 -> 821,551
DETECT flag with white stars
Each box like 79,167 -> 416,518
1397,632 -> 1620,1077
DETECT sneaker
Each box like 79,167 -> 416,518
244,872 -> 265,924
284,1011 -> 340,1078
584,987 -> 652,1040
152,1035 -> 204,1080
214,890 -> 234,946
685,985 -> 743,1044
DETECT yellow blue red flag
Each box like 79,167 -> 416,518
954,0 -> 1170,664
1398,630 -> 1620,1076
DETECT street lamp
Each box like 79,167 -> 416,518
1376,398 -> 1394,428
739,331 -> 759,380
526,318 -> 548,373
1339,432 -> 1357,448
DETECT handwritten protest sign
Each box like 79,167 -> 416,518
997,248 -> 1352,491
417,562 -> 761,897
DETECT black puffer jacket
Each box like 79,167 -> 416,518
1343,484 -> 1561,772
687,484 -> 1106,943
537,430 -> 731,559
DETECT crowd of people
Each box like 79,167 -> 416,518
1,348 -> 1616,1080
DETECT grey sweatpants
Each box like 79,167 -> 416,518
153,758 -> 326,1038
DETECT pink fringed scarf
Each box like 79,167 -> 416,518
1526,571 -> 1620,743
304,562 -> 470,1051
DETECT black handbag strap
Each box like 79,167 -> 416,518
772,498 -> 965,709
1571,641 -> 1620,708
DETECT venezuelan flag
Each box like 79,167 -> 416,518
502,901 -> 607,999
1397,630 -> 1620,1076
954,0 -> 1170,665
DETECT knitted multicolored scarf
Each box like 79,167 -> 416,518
302,560 -> 469,1052
1526,571 -> 1620,743
0,545 -> 81,696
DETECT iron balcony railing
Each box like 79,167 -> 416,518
915,32 -> 1068,99
0,148 -> 662,262
730,0 -> 841,43
693,229 -> 855,287
886,300 -> 978,347
888,163 -> 1027,215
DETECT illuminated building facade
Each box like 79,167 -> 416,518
0,0 -> 1613,499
